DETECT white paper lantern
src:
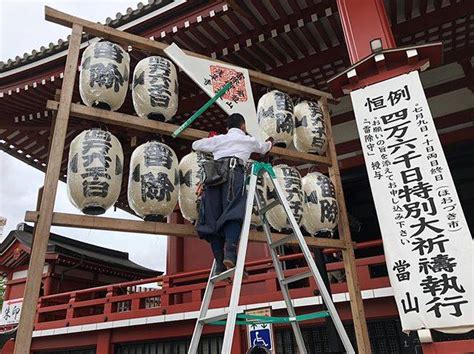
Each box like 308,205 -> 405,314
79,41 -> 130,111
67,129 -> 123,215
264,164 -> 304,231
302,172 -> 339,236
128,141 -> 179,221
293,101 -> 327,154
177,151 -> 211,222
257,90 -> 294,147
132,56 -> 179,122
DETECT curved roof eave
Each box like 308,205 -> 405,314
0,0 -> 185,77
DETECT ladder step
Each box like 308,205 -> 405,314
270,234 -> 295,249
259,200 -> 280,215
210,268 -> 235,283
200,313 -> 227,324
281,271 -> 313,285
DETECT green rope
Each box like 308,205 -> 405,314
209,311 -> 330,326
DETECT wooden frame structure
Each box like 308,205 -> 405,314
14,6 -> 371,353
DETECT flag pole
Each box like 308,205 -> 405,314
172,81 -> 233,138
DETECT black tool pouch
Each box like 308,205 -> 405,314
203,160 -> 229,186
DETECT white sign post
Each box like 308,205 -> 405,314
0,298 -> 23,326
351,71 -> 473,333
246,307 -> 274,352
164,43 -> 267,142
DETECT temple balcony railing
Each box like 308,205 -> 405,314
30,240 -> 387,331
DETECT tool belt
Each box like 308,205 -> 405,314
203,157 -> 244,187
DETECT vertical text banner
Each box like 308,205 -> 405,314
351,71 -> 473,332
164,43 -> 266,141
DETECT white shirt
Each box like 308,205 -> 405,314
192,128 -> 272,162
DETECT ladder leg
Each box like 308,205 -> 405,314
255,193 -> 308,354
221,173 -> 258,353
270,177 -> 356,354
189,260 -> 218,354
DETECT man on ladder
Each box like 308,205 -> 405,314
190,113 -> 355,354
192,113 -> 273,274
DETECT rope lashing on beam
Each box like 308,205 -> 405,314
209,311 -> 330,325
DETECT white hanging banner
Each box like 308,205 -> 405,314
164,43 -> 266,142
351,71 -> 473,332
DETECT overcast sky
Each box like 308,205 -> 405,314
0,0 -> 168,272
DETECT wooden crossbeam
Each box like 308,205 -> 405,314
44,6 -> 337,102
46,100 -> 332,165
24,211 -> 347,250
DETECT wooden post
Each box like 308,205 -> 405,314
320,97 -> 372,353
13,24 -> 83,354
30,186 -> 44,252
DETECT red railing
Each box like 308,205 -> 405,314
33,240 -> 387,330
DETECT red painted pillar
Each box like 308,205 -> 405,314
166,211 -> 185,275
330,0 -> 442,96
96,330 -> 111,354
43,265 -> 53,296
337,0 -> 395,64
231,326 -> 245,353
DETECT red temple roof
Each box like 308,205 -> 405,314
0,224 -> 161,279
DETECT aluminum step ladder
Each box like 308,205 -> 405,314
188,162 -> 355,354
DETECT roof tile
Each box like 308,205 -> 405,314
0,0 -> 173,73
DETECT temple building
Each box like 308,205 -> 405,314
0,0 -> 472,353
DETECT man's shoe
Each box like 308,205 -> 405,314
215,261 -> 227,275
223,258 -> 235,269
223,243 -> 237,269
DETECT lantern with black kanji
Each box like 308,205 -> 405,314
79,41 -> 130,111
177,151 -> 210,222
132,56 -> 179,122
257,90 -> 295,147
301,172 -> 339,236
128,141 -> 179,221
67,128 -> 123,215
264,164 -> 304,231
293,101 -> 327,154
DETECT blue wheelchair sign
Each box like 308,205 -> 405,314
249,328 -> 272,350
